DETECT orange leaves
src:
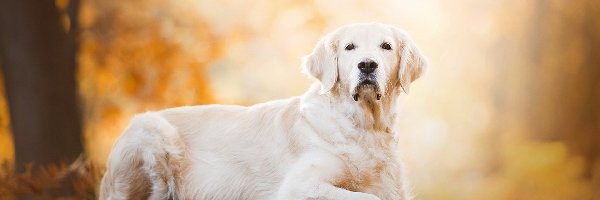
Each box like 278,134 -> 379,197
78,0 -> 219,165
0,158 -> 103,199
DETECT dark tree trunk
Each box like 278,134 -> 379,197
0,0 -> 83,171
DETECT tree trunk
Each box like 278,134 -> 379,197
0,0 -> 83,171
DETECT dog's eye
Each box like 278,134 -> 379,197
345,43 -> 355,51
380,42 -> 392,50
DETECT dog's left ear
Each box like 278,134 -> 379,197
394,28 -> 428,94
302,32 -> 339,94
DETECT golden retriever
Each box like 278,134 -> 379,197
100,22 -> 427,200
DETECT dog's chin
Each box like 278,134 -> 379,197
352,80 -> 381,102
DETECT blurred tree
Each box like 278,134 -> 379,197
0,0 -> 83,171
488,0 -> 600,198
527,0 -> 600,195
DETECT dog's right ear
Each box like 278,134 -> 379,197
302,32 -> 338,94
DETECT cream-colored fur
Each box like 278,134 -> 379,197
99,23 -> 427,200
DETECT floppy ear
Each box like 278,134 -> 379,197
302,32 -> 338,94
396,30 -> 428,94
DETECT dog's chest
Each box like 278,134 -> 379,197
332,135 -> 395,192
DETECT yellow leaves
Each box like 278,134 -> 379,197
497,139 -> 593,200
95,68 -> 118,96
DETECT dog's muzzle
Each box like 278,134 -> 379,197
352,59 -> 382,101
353,79 -> 381,101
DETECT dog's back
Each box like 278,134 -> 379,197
99,98 -> 302,199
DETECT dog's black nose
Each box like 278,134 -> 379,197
358,59 -> 378,74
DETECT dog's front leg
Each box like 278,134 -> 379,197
317,183 -> 381,200
276,152 -> 381,200
278,180 -> 380,200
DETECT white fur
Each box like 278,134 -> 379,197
100,23 -> 427,200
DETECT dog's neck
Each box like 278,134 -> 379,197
306,84 -> 400,133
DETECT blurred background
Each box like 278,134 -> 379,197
1,0 -> 599,199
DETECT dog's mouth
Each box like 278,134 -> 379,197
352,77 -> 381,101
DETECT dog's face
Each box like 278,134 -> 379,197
303,23 -> 427,101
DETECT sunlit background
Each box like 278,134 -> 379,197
1,0 -> 599,199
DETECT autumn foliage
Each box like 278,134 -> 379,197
0,158 -> 102,199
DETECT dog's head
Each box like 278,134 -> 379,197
303,23 -> 427,101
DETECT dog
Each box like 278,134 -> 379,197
99,22 -> 427,200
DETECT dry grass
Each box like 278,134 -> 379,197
0,157 -> 104,200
